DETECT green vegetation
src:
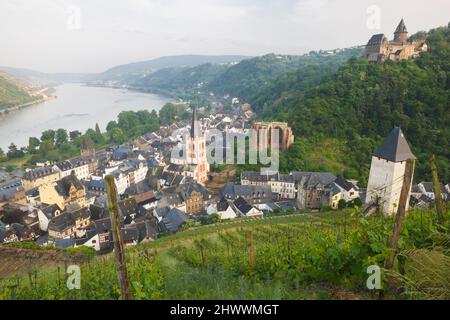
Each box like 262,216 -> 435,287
0,72 -> 38,110
1,209 -> 448,300
257,26 -> 449,183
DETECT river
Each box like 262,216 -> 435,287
0,83 -> 171,150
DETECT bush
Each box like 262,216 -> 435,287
66,246 -> 96,258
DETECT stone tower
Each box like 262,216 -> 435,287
394,19 -> 408,44
186,106 -> 209,183
365,127 -> 416,215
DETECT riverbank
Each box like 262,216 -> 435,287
0,93 -> 56,117
0,83 -> 171,150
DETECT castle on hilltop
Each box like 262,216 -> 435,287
365,19 -> 427,64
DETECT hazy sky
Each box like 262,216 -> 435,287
1,0 -> 448,73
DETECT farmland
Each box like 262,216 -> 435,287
0,209 -> 449,300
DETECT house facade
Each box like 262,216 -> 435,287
39,174 -> 86,210
22,167 -> 60,191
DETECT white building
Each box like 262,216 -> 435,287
366,127 -> 416,215
53,159 -> 90,181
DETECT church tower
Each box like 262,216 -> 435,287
186,106 -> 209,184
394,19 -> 408,44
365,127 -> 416,215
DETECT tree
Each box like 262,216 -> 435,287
28,137 -> 40,154
41,129 -> 56,143
69,130 -> 82,141
55,129 -> 68,147
110,127 -> 127,144
106,121 -> 118,132
0,147 -> 5,160
39,140 -> 55,158
95,123 -> 101,134
85,128 -> 104,144
7,143 -> 25,159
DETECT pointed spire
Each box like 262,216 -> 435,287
395,19 -> 408,33
190,105 -> 201,138
373,127 -> 416,162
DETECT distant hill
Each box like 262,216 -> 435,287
0,66 -> 89,86
117,48 -> 363,100
94,55 -> 251,83
0,71 -> 39,110
206,48 -> 363,102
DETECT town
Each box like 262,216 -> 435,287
1,99 -> 448,253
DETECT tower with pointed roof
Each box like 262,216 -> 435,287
394,19 -> 408,44
365,127 -> 416,215
174,106 -> 209,184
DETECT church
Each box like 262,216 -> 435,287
171,107 -> 210,184
365,19 -> 427,64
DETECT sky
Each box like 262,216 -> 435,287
1,0 -> 448,73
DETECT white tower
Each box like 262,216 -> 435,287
366,127 -> 416,215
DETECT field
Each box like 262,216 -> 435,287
0,209 -> 449,300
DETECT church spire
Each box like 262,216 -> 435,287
395,18 -> 408,33
190,105 -> 201,138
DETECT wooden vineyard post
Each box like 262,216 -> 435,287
249,230 -> 254,274
105,175 -> 133,300
385,160 -> 414,271
430,155 -> 445,225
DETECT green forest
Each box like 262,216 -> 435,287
250,26 -> 449,184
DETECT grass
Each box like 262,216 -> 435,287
0,209 -> 448,300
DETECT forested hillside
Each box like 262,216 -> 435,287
259,26 -> 449,184
206,48 -> 363,103
125,49 -> 363,101
0,71 -> 38,110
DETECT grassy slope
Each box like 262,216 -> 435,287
1,209 -> 448,300
0,72 -> 37,110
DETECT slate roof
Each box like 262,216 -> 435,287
367,34 -> 387,46
220,183 -> 272,201
217,197 -> 230,212
395,19 -> 407,33
334,177 -> 356,192
233,197 -> 253,215
41,204 -> 61,220
159,208 -> 188,233
23,167 -> 56,181
291,172 -> 337,188
118,198 -> 138,217
373,127 -> 416,162
54,174 -> 84,197
48,207 -> 90,233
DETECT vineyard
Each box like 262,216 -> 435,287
0,209 -> 449,300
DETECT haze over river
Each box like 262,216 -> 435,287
0,83 -> 170,150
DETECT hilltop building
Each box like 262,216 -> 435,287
365,127 -> 416,215
365,19 -> 427,64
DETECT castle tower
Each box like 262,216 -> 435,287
186,106 -> 209,183
394,19 -> 408,44
365,127 -> 416,215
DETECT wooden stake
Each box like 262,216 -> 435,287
385,160 -> 414,270
105,175 -> 132,300
249,230 -> 254,274
430,155 -> 445,225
